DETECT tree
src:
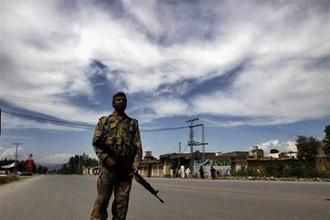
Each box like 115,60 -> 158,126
58,153 -> 98,175
36,165 -> 48,174
296,136 -> 319,164
323,125 -> 330,159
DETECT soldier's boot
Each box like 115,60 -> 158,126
111,179 -> 132,220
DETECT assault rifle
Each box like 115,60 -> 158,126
94,141 -> 164,203
132,170 -> 164,203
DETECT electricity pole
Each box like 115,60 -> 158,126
186,117 -> 199,154
0,108 -> 2,136
12,142 -> 22,169
185,117 -> 209,175
178,141 -> 181,167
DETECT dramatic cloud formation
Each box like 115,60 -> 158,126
1,0 -> 329,131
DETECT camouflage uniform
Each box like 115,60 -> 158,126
91,111 -> 142,220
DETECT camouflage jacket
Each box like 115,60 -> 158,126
92,111 -> 142,167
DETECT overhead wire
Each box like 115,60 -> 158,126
2,109 -> 94,129
1,93 -> 304,142
0,94 -> 190,132
1,94 -> 303,136
141,126 -> 189,132
1,109 -> 190,133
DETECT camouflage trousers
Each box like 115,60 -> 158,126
90,167 -> 132,220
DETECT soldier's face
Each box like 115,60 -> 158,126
113,96 -> 127,112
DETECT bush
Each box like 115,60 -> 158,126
236,167 -> 259,176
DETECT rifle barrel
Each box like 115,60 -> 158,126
133,171 -> 165,203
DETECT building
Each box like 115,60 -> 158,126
224,151 -> 249,175
139,151 -> 163,177
249,146 -> 264,158
138,142 -> 330,178
139,151 -> 249,178
0,162 -> 16,175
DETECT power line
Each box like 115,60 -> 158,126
141,126 -> 189,132
1,95 -> 306,136
2,110 -> 94,129
1,109 -> 190,133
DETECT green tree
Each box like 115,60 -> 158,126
0,158 -> 15,166
58,153 -> 98,175
296,136 -> 319,164
264,161 -> 285,177
57,164 -> 69,174
323,125 -> 330,159
36,165 -> 48,174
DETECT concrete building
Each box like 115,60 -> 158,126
249,146 -> 264,158
139,151 -> 163,177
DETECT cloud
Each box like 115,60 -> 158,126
194,57 -> 328,125
149,98 -> 190,117
122,0 -> 161,34
1,1 -> 103,128
0,147 -> 23,160
253,139 -> 297,156
38,153 -> 74,164
1,0 -> 329,129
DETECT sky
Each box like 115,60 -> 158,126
0,0 -> 329,164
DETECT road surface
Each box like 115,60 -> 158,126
0,175 -> 329,220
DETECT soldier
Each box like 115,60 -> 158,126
90,92 -> 142,220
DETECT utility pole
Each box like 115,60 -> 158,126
185,117 -> 209,175
178,141 -> 181,167
12,142 -> 22,168
0,108 -> 2,136
201,124 -> 206,160
186,117 -> 199,154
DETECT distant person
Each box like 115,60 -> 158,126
210,166 -> 216,179
175,167 -> 179,178
199,166 -> 205,179
180,165 -> 185,178
225,168 -> 231,176
24,154 -> 35,174
170,168 -> 174,178
90,92 -> 143,220
185,167 -> 191,178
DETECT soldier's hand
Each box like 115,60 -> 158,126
105,157 -> 116,168
132,165 -> 140,173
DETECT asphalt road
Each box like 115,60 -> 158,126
0,175 -> 329,220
